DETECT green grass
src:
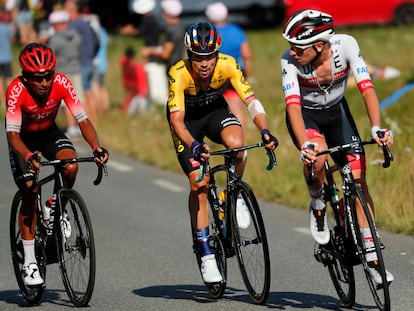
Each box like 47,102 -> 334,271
5,25 -> 414,235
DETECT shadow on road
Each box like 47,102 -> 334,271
133,285 -> 375,309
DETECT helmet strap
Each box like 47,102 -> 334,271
310,45 -> 323,63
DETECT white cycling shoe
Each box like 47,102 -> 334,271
310,208 -> 330,245
200,254 -> 222,283
367,262 -> 394,285
22,262 -> 44,287
236,194 -> 251,229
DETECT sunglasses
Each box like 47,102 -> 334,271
289,44 -> 314,53
28,71 -> 55,83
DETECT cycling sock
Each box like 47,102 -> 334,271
361,228 -> 378,262
309,185 -> 325,210
22,239 -> 36,266
195,227 -> 213,257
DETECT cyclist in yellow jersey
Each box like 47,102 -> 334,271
166,22 -> 278,284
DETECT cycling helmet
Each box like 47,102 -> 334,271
184,22 -> 222,56
19,43 -> 56,74
282,9 -> 334,47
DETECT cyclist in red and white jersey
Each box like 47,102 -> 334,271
280,9 -> 393,285
5,43 -> 109,287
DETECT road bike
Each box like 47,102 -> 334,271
194,142 -> 276,304
310,135 -> 393,310
10,156 -> 107,306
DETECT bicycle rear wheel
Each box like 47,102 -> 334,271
320,189 -> 355,308
56,189 -> 96,307
9,191 -> 46,305
194,190 -> 227,299
231,181 -> 270,304
350,187 -> 390,311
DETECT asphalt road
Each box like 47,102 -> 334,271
0,129 -> 413,310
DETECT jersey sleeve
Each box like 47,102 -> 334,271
343,35 -> 374,93
280,49 -> 301,106
167,60 -> 187,113
225,55 -> 254,101
5,79 -> 24,133
55,73 -> 88,122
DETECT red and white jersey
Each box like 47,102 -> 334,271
280,34 -> 374,110
6,72 -> 87,133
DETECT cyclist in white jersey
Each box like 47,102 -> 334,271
280,9 -> 394,285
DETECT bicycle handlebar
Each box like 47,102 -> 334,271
195,142 -> 277,183
39,157 -> 108,185
307,136 -> 393,184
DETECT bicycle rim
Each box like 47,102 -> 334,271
323,196 -> 356,307
232,181 -> 270,304
9,191 -> 45,305
56,189 -> 96,307
351,188 -> 391,311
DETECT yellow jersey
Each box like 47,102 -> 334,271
167,53 -> 254,113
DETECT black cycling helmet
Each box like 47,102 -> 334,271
19,42 -> 56,75
282,9 -> 334,48
184,22 -> 222,56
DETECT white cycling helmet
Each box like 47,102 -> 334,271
282,9 -> 334,47
131,0 -> 156,14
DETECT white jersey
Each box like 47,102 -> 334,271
280,34 -> 374,110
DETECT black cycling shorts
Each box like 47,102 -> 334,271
167,97 -> 241,175
8,124 -> 76,190
286,97 -> 365,163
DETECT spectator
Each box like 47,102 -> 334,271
48,9 -> 83,138
140,0 -> 185,71
140,0 -> 185,104
205,1 -> 253,134
120,0 -> 165,105
0,5 -> 13,106
65,0 -> 98,126
120,47 -> 149,114
13,0 -> 37,44
92,25 -> 110,114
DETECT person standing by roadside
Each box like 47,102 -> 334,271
64,0 -> 97,126
47,9 -> 83,138
205,1 -> 253,135
140,0 -> 185,72
0,5 -> 13,106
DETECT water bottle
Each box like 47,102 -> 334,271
218,190 -> 226,220
43,194 -> 56,235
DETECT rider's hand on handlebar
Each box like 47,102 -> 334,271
93,146 -> 109,164
371,126 -> 393,147
25,151 -> 42,171
300,141 -> 318,164
191,141 -> 210,162
261,129 -> 278,150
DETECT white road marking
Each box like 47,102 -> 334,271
152,179 -> 184,193
108,160 -> 133,172
294,227 -> 310,236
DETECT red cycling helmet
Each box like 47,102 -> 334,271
184,22 -> 222,56
19,43 -> 56,74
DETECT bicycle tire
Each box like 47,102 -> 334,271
9,191 -> 46,305
194,191 -> 227,299
319,187 -> 356,308
231,181 -> 270,304
349,186 -> 391,311
56,189 -> 96,307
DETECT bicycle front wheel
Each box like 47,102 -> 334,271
56,189 -> 96,307
350,186 -> 390,311
231,181 -> 270,304
9,191 -> 46,305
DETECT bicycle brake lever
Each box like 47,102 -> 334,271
265,149 -> 277,170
